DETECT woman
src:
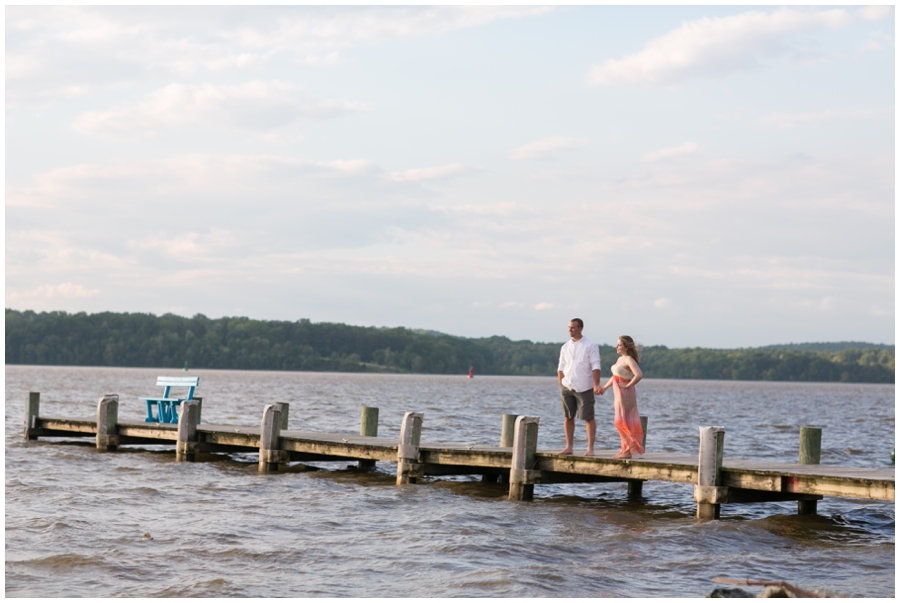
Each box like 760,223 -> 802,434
599,336 -> 644,459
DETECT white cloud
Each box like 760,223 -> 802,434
857,5 -> 893,21
758,108 -> 882,128
320,159 -> 379,175
5,146 -> 893,345
71,81 -> 367,137
7,6 -> 553,105
641,142 -> 702,163
388,163 -> 471,183
509,137 -> 589,161
9,283 -> 100,301
586,8 -> 862,87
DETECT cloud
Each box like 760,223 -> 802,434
586,7 -> 867,87
5,148 -> 893,345
509,137 -> 589,161
757,108 -> 882,128
654,298 -> 670,309
388,163 -> 472,183
641,142 -> 702,163
71,81 -> 367,137
5,154 -> 442,256
7,6 -> 553,105
857,5 -> 893,21
7,283 -> 101,302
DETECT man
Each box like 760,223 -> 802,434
557,318 -> 601,456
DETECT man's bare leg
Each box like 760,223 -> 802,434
584,419 -> 596,456
558,417 -> 575,455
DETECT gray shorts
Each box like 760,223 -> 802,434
560,386 -> 595,421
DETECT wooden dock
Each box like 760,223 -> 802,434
23,393 -> 894,520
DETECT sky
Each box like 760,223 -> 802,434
5,5 -> 895,348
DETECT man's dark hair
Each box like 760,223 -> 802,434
570,317 -> 584,328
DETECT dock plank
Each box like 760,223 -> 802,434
30,415 -> 893,503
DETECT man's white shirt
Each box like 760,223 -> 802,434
558,336 -> 601,392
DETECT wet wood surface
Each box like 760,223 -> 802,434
33,415 -> 894,502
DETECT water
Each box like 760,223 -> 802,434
5,366 -> 895,597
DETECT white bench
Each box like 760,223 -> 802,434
141,376 -> 200,424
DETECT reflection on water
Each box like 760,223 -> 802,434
5,366 -> 895,597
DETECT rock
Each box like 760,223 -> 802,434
758,585 -> 794,597
709,587 -> 757,597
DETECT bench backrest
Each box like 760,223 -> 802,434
156,376 -> 200,400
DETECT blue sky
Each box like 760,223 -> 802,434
5,6 -> 895,347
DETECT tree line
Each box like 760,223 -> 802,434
5,309 -> 894,384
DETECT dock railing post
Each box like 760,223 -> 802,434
96,394 -> 120,451
396,412 -> 423,485
508,416 -> 540,501
694,426 -> 726,520
24,392 -> 40,441
175,400 -> 200,462
193,396 -> 203,424
276,403 -> 290,430
258,404 -> 288,472
628,416 -> 649,499
359,406 -> 379,471
485,413 -> 519,484
500,414 -> 518,447
798,426 -> 822,515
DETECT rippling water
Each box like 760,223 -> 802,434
5,366 -> 895,597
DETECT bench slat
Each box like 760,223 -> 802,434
140,397 -> 187,402
155,377 -> 200,387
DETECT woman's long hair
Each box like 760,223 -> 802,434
619,335 -> 642,364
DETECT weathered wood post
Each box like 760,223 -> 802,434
359,406 -> 379,471
627,416 -> 649,499
694,426 -> 726,520
96,394 -> 120,451
484,413 -> 519,483
193,396 -> 203,424
508,416 -> 540,501
277,402 -> 290,430
258,404 -> 289,472
396,412 -> 423,485
798,426 -> 822,515
500,414 -> 518,447
24,392 -> 41,441
175,400 -> 200,462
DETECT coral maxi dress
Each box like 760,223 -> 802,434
611,363 -> 645,456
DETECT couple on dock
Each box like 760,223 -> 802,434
557,318 -> 644,459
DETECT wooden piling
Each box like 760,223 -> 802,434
396,412 -> 423,485
95,394 -> 120,451
175,400 -> 200,462
277,402 -> 290,430
508,416 -> 540,501
695,426 -> 726,520
627,416 -> 649,499
24,392 -> 40,441
193,396 -> 203,424
485,414 -> 519,483
258,404 -> 288,472
500,414 -> 518,447
359,406 -> 379,470
798,426 -> 822,515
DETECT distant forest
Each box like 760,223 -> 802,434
5,309 -> 895,384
